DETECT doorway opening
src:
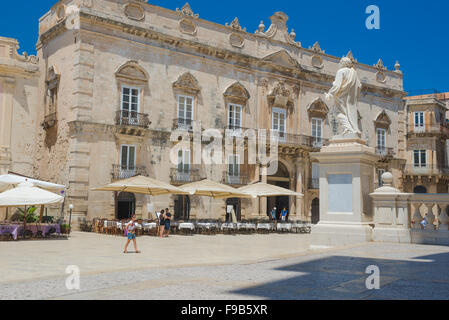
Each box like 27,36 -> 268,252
267,162 -> 290,220
226,198 -> 241,222
311,198 -> 320,224
174,195 -> 190,221
117,192 -> 136,220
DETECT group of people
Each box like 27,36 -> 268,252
270,207 -> 288,221
122,208 -> 172,254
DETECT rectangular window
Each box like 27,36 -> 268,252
121,86 -> 140,125
177,149 -> 191,173
228,154 -> 240,177
413,150 -> 427,168
311,118 -> 323,147
177,95 -> 194,127
414,111 -> 424,132
228,104 -> 242,129
376,128 -> 386,154
272,108 -> 286,141
120,145 -> 136,171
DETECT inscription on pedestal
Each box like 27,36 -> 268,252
328,174 -> 352,213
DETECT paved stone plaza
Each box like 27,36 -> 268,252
0,232 -> 448,300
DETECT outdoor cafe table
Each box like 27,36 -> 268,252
142,222 -> 157,230
277,223 -> 293,231
178,222 -> 195,231
0,223 -> 60,240
221,222 -> 236,230
237,223 -> 256,231
0,224 -> 20,240
256,223 -> 273,231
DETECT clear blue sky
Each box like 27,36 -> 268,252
1,0 -> 447,92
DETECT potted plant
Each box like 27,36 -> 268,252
60,224 -> 71,234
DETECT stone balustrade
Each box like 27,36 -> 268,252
370,172 -> 449,245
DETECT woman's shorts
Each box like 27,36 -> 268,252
127,232 -> 136,240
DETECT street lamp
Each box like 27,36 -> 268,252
68,204 -> 74,235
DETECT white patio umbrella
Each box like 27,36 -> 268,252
238,182 -> 304,198
0,181 -> 64,207
92,175 -> 188,196
0,174 -> 66,193
0,180 -> 64,238
179,179 -> 252,199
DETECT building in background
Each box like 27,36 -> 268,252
404,91 -> 449,193
1,0 -> 408,227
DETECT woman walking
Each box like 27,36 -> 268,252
159,209 -> 166,238
123,214 -> 141,254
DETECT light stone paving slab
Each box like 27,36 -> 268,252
0,232 -> 448,300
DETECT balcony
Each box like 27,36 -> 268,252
115,110 -> 151,136
309,178 -> 320,190
112,165 -> 147,181
404,164 -> 449,176
172,118 -> 194,131
41,112 -> 57,130
375,147 -> 395,159
222,172 -> 249,186
272,132 -> 329,149
407,124 -> 449,137
170,167 -> 201,185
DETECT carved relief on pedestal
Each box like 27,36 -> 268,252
374,59 -> 387,83
309,41 -> 324,69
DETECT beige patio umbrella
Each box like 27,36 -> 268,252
92,175 -> 188,196
238,182 -> 304,198
179,179 -> 252,199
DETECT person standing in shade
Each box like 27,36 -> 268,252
271,207 -> 277,221
158,209 -> 165,238
123,214 -> 141,254
281,207 -> 288,221
164,208 -> 172,237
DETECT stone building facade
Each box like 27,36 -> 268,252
403,93 -> 449,193
1,0 -> 408,225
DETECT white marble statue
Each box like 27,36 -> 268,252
325,57 -> 362,137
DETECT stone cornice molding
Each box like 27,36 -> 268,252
39,10 -> 405,100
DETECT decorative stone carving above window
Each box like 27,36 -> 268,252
267,82 -> 294,110
374,110 -> 391,129
229,33 -> 244,48
255,11 -> 301,47
376,71 -> 386,83
124,2 -> 145,21
374,58 -> 387,70
176,3 -> 199,19
226,17 -> 246,32
307,97 -> 329,118
261,50 -> 300,70
223,82 -> 250,104
311,55 -> 324,69
173,72 -> 201,94
115,60 -> 148,83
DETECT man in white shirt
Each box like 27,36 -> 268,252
123,214 -> 141,254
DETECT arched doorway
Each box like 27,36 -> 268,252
267,161 -> 290,220
413,186 -> 427,194
117,192 -> 136,220
226,198 -> 241,222
311,198 -> 320,224
174,195 -> 190,221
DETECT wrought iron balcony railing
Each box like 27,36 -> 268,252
169,167 -> 201,184
172,118 -> 194,131
375,147 -> 395,157
115,110 -> 151,128
112,165 -> 147,181
222,172 -> 249,186
309,178 -> 320,189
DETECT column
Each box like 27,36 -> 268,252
0,77 -> 15,174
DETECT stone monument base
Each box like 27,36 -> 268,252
372,228 -> 412,243
312,221 -> 373,247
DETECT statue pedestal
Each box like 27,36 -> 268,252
310,139 -> 380,246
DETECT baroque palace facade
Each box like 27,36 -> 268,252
1,0 -> 412,225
